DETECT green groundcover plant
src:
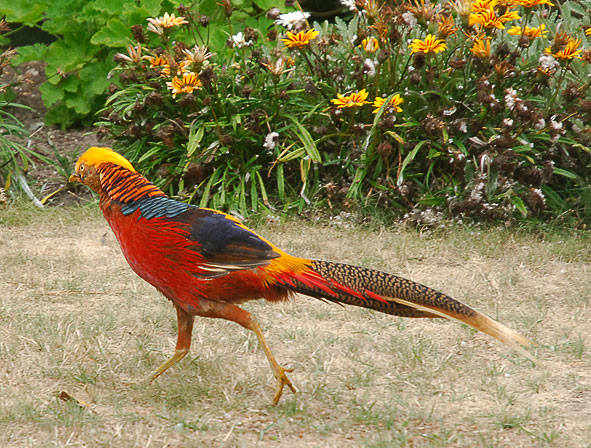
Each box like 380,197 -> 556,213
99,0 -> 591,223
0,0 -> 281,126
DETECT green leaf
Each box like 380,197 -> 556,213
92,0 -> 127,15
43,104 -> 77,127
0,1 -> 46,24
65,92 -> 92,115
285,114 -> 321,163
45,39 -> 90,73
130,0 -> 161,16
553,168 -> 577,180
90,19 -> 132,48
397,141 -> 427,185
79,62 -> 112,96
39,82 -> 64,107
273,164 -> 283,200
14,44 -> 48,65
187,124 -> 205,157
512,196 -> 527,216
62,76 -> 79,93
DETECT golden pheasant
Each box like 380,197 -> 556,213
69,147 -> 533,404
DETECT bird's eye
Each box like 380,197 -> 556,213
80,165 -> 85,171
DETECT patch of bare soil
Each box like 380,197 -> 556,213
7,61 -> 106,205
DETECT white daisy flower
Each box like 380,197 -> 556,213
231,32 -> 253,48
275,11 -> 310,30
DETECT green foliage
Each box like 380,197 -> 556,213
0,44 -> 49,198
100,0 -> 591,223
1,0 -> 279,127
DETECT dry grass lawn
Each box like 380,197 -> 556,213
1,205 -> 590,447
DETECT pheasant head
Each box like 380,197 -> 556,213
69,147 -> 136,194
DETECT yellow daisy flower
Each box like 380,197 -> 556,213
470,37 -> 491,58
161,59 -> 191,78
166,72 -> 202,98
147,12 -> 188,29
408,34 -> 447,54
471,0 -> 498,13
372,94 -> 403,114
360,37 -> 380,53
507,24 -> 548,39
438,15 -> 459,37
281,29 -> 320,48
331,89 -> 371,108
514,0 -> 554,7
546,38 -> 583,60
148,56 -> 167,68
470,9 -> 512,29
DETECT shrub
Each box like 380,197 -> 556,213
1,0 -> 283,127
99,0 -> 591,223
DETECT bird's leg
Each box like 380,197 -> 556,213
194,300 -> 296,405
148,304 -> 194,382
249,319 -> 297,405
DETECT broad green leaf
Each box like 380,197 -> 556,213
79,62 -> 112,96
253,0 -> 279,9
0,1 -> 45,24
62,76 -> 79,93
14,44 -> 48,65
93,0 -> 126,15
65,92 -> 92,115
39,82 -> 64,107
90,19 -> 132,48
45,39 -> 89,73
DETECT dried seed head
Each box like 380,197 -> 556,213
564,83 -> 581,101
413,52 -> 426,69
96,126 -> 109,141
144,91 -> 163,106
131,25 -> 146,43
449,58 -> 466,69
199,67 -> 215,87
220,0 -> 232,17
377,141 -> 393,158
267,7 -> 280,20
127,124 -> 142,138
410,71 -> 421,84
179,93 -> 196,107
421,115 -> 445,134
177,4 -> 189,16
156,125 -> 176,148
518,34 -> 531,48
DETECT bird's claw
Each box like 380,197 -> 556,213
272,366 -> 296,405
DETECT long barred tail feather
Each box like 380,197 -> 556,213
285,260 -> 534,362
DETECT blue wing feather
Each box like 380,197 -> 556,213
122,196 -> 278,271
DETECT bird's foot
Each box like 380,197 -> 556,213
272,365 -> 297,405
146,348 -> 190,383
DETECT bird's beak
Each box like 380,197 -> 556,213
69,173 -> 80,183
